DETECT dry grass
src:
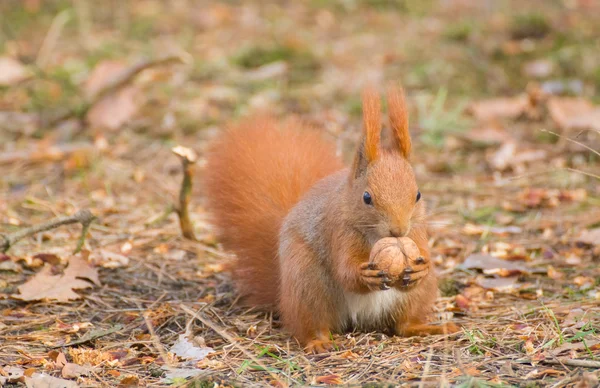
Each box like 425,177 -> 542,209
1,1 -> 600,387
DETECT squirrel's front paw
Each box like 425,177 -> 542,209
359,262 -> 392,291
397,257 -> 429,289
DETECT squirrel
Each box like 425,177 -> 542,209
204,85 -> 458,353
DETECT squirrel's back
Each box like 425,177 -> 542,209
204,116 -> 343,307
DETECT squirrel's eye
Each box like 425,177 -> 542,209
363,191 -> 372,205
416,191 -> 421,202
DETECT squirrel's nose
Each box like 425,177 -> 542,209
389,227 -> 406,238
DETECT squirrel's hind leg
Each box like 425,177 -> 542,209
393,270 -> 460,337
278,235 -> 339,353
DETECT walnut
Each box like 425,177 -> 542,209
369,237 -> 425,280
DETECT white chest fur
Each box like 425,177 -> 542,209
343,289 -> 407,327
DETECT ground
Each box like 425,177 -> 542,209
1,0 -> 600,387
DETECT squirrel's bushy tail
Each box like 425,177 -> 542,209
204,116 -> 343,308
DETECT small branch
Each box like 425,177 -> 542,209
0,209 -> 96,254
541,129 -> 600,158
172,146 -> 198,241
543,358 -> 600,369
49,55 -> 184,126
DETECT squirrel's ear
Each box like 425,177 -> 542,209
386,84 -> 411,158
352,87 -> 381,178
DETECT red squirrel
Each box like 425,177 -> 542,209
204,85 -> 458,352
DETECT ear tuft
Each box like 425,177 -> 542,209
386,84 -> 411,158
362,86 -> 382,163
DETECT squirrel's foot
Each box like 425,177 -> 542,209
359,262 -> 392,291
397,322 -> 460,337
304,338 -> 334,354
397,256 -> 430,289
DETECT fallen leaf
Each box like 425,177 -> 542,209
24,373 -> 79,388
85,60 -> 140,131
547,266 -> 564,280
89,250 -> 129,269
118,375 -> 139,387
551,340 -> 600,356
170,334 -> 214,361
12,252 -> 100,302
525,369 -> 565,379
547,97 -> 599,130
315,374 -> 343,385
487,142 -> 547,171
468,95 -> 530,122
573,372 -> 599,388
87,87 -> 139,130
61,363 -> 90,379
462,223 -> 522,236
0,366 -> 25,384
576,228 -> 600,246
475,276 -> 521,292
0,56 -> 30,86
460,254 -> 531,276
573,276 -> 594,289
461,124 -> 513,147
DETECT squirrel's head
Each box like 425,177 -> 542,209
348,85 -> 423,246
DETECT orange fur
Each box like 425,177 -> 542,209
203,116 -> 343,308
204,85 -> 449,352
386,84 -> 411,158
362,87 -> 382,163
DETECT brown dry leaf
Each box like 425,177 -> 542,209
460,254 -> 531,276
462,124 -> 513,147
487,142 -> 547,171
85,60 -> 140,131
0,56 -> 30,86
475,276 -> 521,292
547,266 -> 564,280
576,228 -> 600,246
89,250 -> 129,269
551,340 -> 600,356
87,87 -> 139,130
24,373 -> 79,388
118,375 -> 139,387
61,363 -> 90,379
315,374 -> 343,385
13,252 -> 100,302
468,95 -> 530,122
547,97 -> 600,130
0,366 -> 25,384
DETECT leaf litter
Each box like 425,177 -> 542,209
12,251 -> 100,302
1,1 -> 600,387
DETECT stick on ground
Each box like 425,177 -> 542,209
0,209 -> 96,253
172,146 -> 198,240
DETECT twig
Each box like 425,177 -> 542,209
49,55 -> 184,125
178,304 -> 290,385
541,129 -> 600,158
0,209 -> 96,253
0,142 -> 96,166
172,146 -> 198,240
142,311 -> 173,368
543,358 -> 600,369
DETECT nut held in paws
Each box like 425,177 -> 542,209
368,237 -> 422,280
